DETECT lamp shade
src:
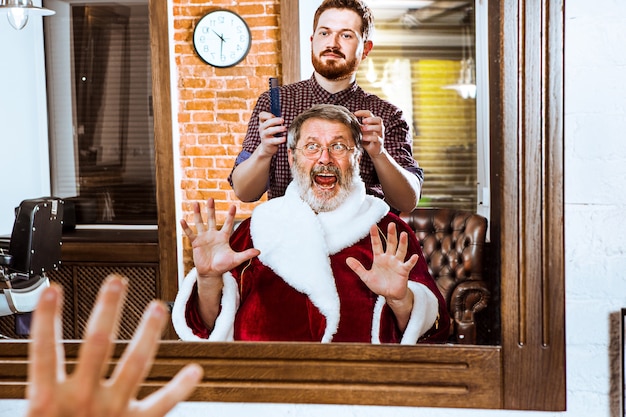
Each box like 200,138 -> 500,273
0,0 -> 55,30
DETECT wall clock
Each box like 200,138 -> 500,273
193,9 -> 252,68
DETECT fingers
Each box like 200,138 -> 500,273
27,284 -> 64,398
107,300 -> 169,403
259,111 -> 286,139
354,110 -> 384,153
180,219 -> 195,243
353,110 -> 381,129
395,230 -> 410,262
74,275 -> 127,390
192,200 -> 207,234
221,204 -> 238,234
137,363 -> 203,416
353,109 -> 371,120
369,224 -> 383,254
386,223 -> 415,264
377,222 -> 414,263
345,256 -> 366,278
385,222 -> 398,254
233,248 -> 262,266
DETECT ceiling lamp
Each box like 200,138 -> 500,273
442,8 -> 476,100
0,0 -> 55,31
442,56 -> 477,99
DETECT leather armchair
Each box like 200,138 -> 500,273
400,208 -> 489,344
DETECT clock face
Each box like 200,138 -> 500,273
193,9 -> 252,68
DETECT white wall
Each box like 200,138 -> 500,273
1,0 -> 625,416
0,1 -> 51,235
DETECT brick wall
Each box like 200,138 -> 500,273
172,0 -> 281,268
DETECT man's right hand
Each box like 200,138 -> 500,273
257,111 -> 287,157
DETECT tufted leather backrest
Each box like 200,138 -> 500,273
400,208 -> 489,343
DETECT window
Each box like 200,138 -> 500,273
45,1 -> 155,225
355,3 -> 482,213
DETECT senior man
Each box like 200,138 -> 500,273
173,104 -> 449,344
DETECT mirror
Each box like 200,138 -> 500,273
0,0 -> 565,411
156,0 -> 564,410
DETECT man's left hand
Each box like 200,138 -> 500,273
354,109 -> 385,158
345,222 -> 417,302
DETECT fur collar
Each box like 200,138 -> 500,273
250,180 -> 389,342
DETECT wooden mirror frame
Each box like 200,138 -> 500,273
0,0 -> 564,411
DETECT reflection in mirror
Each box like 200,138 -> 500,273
356,2 -> 480,213
74,5 -> 130,172
0,0 -> 565,412
46,0 -> 156,225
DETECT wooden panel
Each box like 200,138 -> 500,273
280,0 -> 300,84
149,0 -> 179,317
61,242 -> 158,263
45,264 -> 158,340
0,342 -> 502,409
496,0 -> 566,410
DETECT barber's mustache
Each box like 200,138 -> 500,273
320,48 -> 345,59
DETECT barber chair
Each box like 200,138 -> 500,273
400,207 -> 490,344
0,198 -> 64,319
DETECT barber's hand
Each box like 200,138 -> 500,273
346,222 -> 417,304
257,111 -> 287,158
26,274 -> 203,417
181,198 -> 260,281
354,109 -> 385,158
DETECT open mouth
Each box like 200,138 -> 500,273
314,173 -> 338,189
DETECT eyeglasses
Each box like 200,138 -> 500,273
294,142 -> 355,159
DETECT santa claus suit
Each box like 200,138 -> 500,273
173,180 -> 450,344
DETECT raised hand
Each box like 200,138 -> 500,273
26,275 -> 202,417
181,198 -> 260,281
345,222 -> 417,326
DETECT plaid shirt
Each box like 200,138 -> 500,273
228,75 -> 423,209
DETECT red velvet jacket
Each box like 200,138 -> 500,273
173,182 -> 450,344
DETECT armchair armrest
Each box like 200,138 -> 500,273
450,280 -> 490,344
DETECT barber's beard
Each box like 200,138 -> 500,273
311,49 -> 359,81
291,157 -> 359,213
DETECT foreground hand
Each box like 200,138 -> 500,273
354,109 -> 385,157
257,111 -> 287,157
26,274 -> 203,417
180,198 -> 260,281
346,222 -> 418,303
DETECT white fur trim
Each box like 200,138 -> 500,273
370,282 -> 439,345
371,295 -> 386,344
172,268 -> 240,341
400,281 -> 439,344
250,181 -> 388,343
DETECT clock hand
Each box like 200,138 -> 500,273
212,30 -> 225,43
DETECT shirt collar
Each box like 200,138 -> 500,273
308,74 -> 359,104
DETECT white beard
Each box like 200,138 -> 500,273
291,156 -> 360,213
